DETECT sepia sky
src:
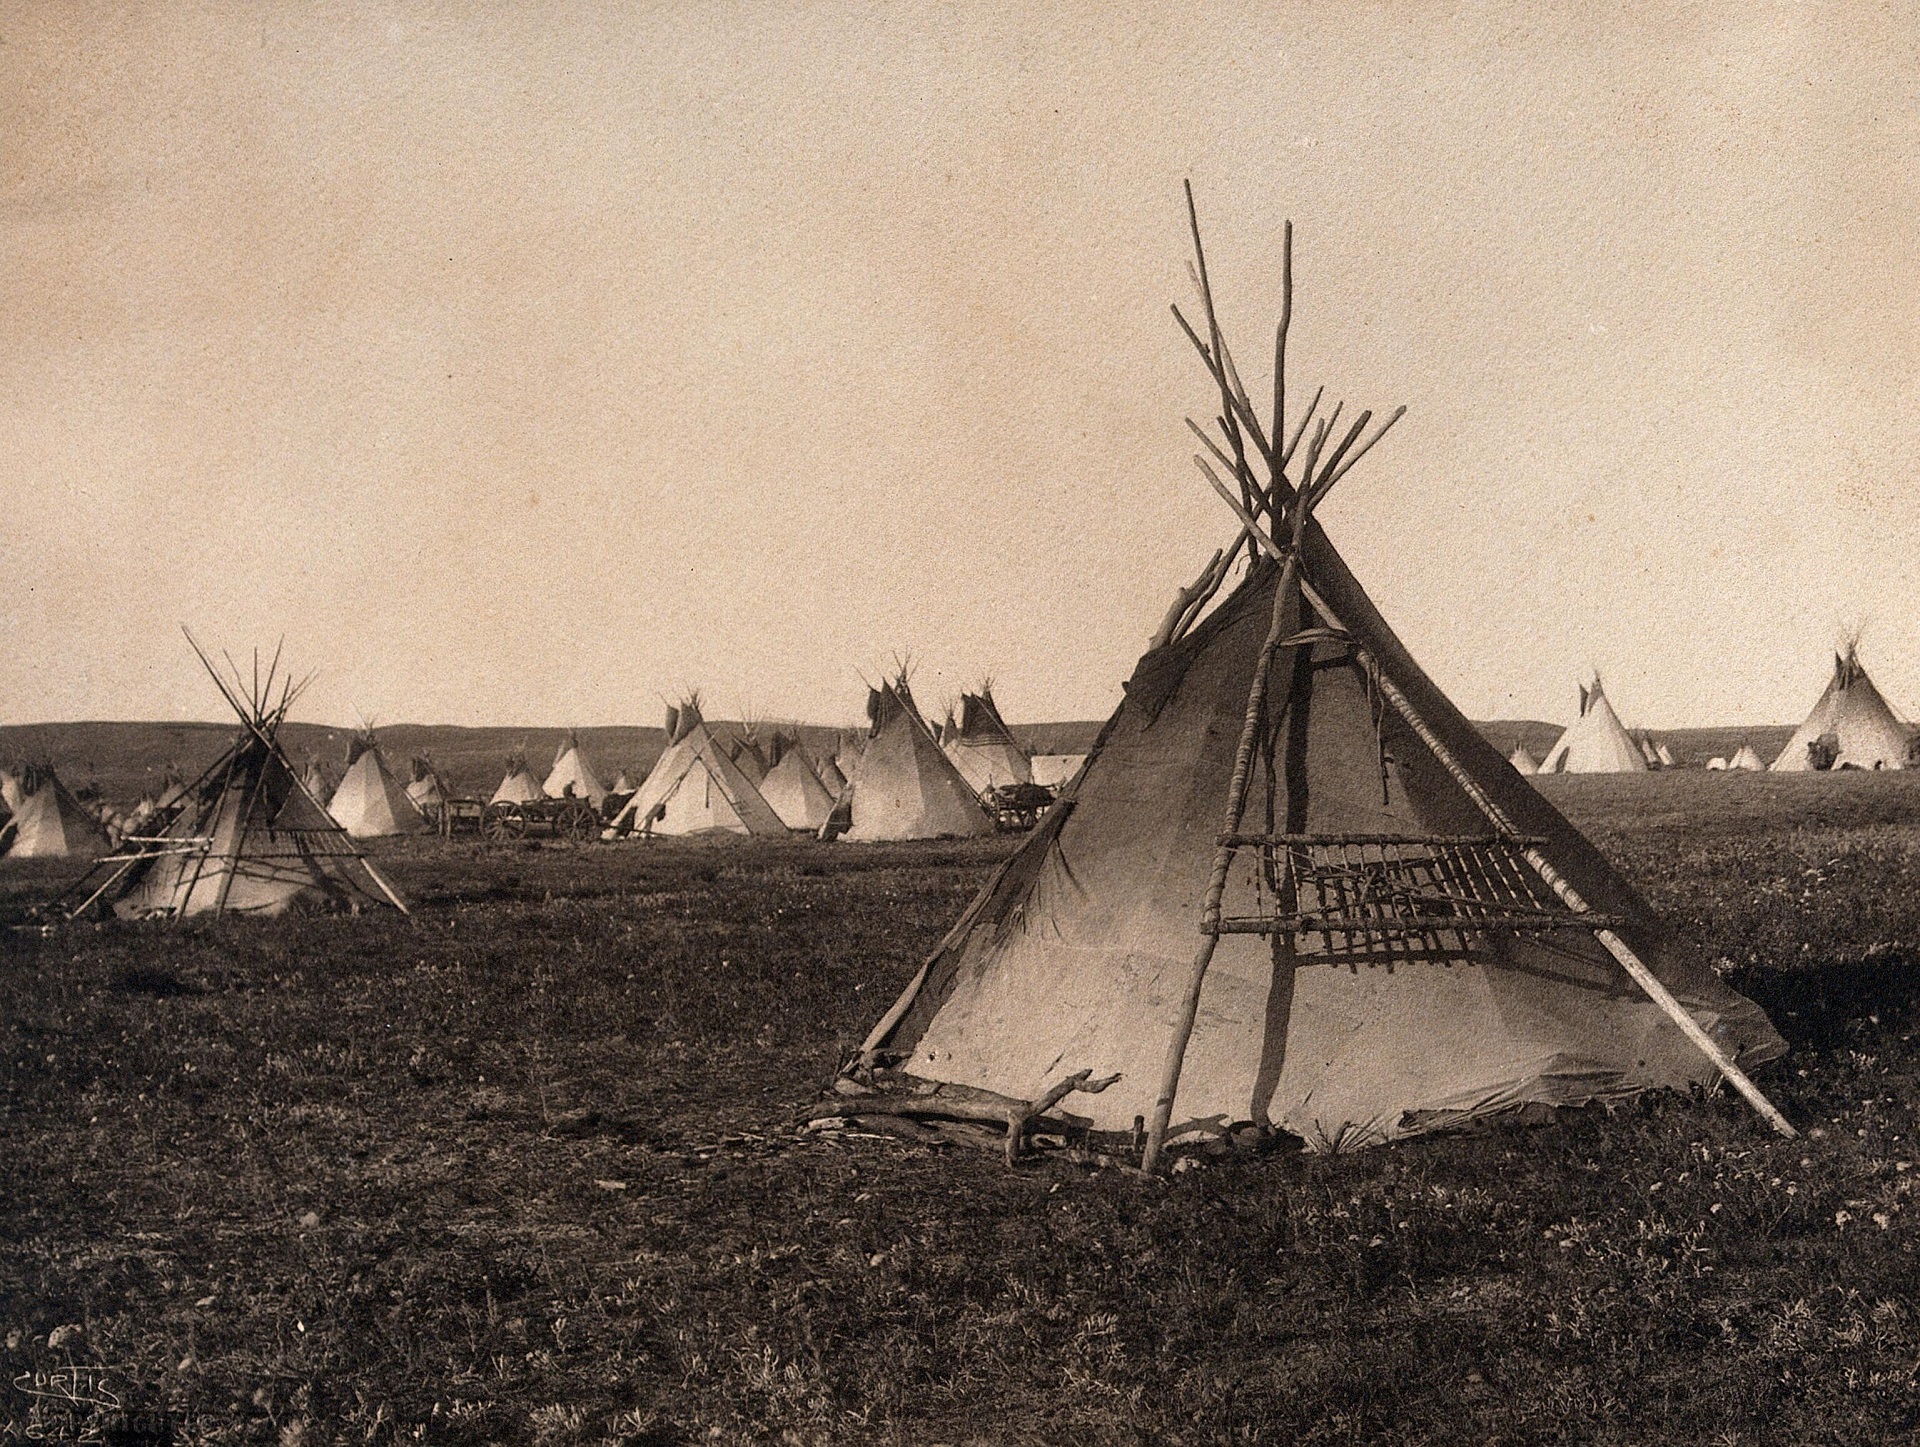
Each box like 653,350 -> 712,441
4,2 -> 1918,731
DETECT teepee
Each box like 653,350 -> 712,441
608,699 -> 787,837
1771,645 -> 1913,772
837,195 -> 1789,1168
839,675 -> 996,841
1728,743 -> 1767,772
1,762 -> 110,860
543,732 -> 607,806
1540,678 -> 1648,773
299,757 -> 336,803
816,755 -> 848,795
55,638 -> 407,919
406,756 -> 450,822
1507,744 -> 1539,776
1656,742 -> 1676,767
942,687 -> 1034,797
759,737 -> 837,832
490,751 -> 547,804
328,732 -> 428,838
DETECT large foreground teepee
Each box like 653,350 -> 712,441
1540,678 -> 1647,773
1,763 -> 109,860
607,699 -> 786,837
835,195 -> 1788,1167
1771,645 -> 1913,772
839,675 -> 996,841
54,638 -> 407,919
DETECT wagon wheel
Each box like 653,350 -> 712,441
480,802 -> 527,840
555,799 -> 600,843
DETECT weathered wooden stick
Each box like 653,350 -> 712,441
1321,405 -> 1407,495
1005,1068 -> 1121,1165
1272,220 -> 1292,488
1280,385 -> 1323,469
1150,547 -> 1231,651
1141,490 -> 1311,1172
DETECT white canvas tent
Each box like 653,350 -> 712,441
406,756 -> 450,823
328,733 -> 428,839
0,763 -> 110,860
758,736 -> 837,833
55,638 -> 407,919
942,688 -> 1033,797
816,755 -> 848,796
1029,753 -> 1086,789
607,700 -> 787,837
1728,743 -> 1766,772
1540,678 -> 1648,774
1771,646 -> 1913,772
836,201 -> 1788,1167
490,752 -> 547,804
1656,742 -> 1676,767
299,757 -> 336,803
1507,745 -> 1539,776
543,732 -> 607,807
838,676 -> 996,841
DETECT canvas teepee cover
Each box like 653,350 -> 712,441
329,734 -> 428,839
57,640 -> 407,919
847,202 -> 1787,1164
1507,745 -> 1539,776
1771,647 -> 1913,772
1540,678 -> 1648,774
1729,744 -> 1766,772
300,757 -> 335,803
816,755 -> 848,795
608,701 -> 787,837
759,740 -> 837,832
406,756 -> 450,820
943,688 -> 1034,797
544,732 -> 608,807
842,678 -> 996,841
491,752 -> 547,804
1,763 -> 109,860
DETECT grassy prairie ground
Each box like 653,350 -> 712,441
6,773 -> 1920,1443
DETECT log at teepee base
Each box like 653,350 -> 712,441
806,1068 -> 1120,1165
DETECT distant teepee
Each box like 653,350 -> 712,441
607,698 -> 786,837
406,755 -> 451,824
1728,743 -> 1767,772
0,761 -> 109,860
1540,677 -> 1648,774
838,674 -> 996,841
1772,644 -> 1913,772
1507,744 -> 1539,776
543,731 -> 607,807
52,636 -> 407,919
758,736 -> 837,832
490,751 -> 547,804
942,685 -> 1033,797
328,731 -> 428,839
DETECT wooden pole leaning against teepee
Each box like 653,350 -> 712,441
1140,416 -> 1329,1174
